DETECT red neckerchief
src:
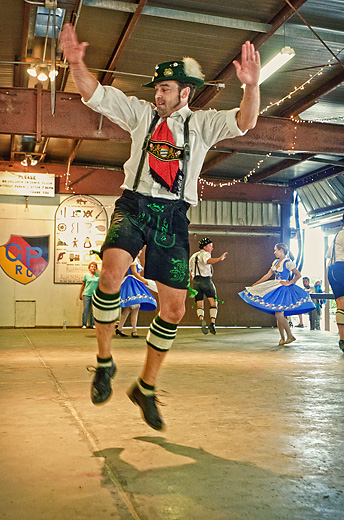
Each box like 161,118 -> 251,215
148,119 -> 184,194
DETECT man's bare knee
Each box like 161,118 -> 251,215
171,306 -> 185,323
161,303 -> 185,324
99,249 -> 132,292
99,269 -> 122,293
157,284 -> 187,324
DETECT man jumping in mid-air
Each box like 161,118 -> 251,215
60,23 -> 260,430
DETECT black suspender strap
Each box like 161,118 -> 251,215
180,114 -> 191,199
194,251 -> 212,277
132,110 -> 160,192
194,253 -> 200,276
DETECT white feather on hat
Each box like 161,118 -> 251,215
182,57 -> 205,81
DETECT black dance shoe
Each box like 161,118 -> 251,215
116,329 -> 128,337
201,319 -> 208,335
339,339 -> 344,353
209,322 -> 216,335
127,383 -> 164,431
88,360 -> 117,405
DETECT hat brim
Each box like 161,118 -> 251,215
142,76 -> 204,88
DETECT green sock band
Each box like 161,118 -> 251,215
97,356 -> 113,367
138,378 -> 155,396
146,314 -> 177,352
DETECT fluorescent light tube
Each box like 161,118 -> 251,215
258,46 -> 295,85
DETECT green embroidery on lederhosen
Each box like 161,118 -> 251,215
105,221 -> 121,241
147,203 -> 165,212
135,211 -> 151,230
170,258 -> 188,282
154,215 -> 176,248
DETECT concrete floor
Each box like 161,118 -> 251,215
0,325 -> 344,520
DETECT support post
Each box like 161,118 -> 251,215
280,203 -> 292,248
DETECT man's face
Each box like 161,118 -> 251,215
154,81 -> 189,117
303,278 -> 310,288
203,243 -> 213,253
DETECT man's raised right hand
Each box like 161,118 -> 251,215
59,23 -> 89,65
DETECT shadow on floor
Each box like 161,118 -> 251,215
95,436 -> 343,520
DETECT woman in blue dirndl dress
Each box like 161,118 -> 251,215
239,243 -> 315,345
116,254 -> 157,338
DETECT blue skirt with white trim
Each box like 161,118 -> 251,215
238,280 -> 315,316
120,275 -> 157,311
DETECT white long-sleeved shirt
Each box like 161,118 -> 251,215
83,83 -> 246,206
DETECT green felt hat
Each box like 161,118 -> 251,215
142,58 -> 205,88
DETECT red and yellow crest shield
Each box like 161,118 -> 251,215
0,235 -> 49,285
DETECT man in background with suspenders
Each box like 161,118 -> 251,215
60,24 -> 260,430
189,238 -> 228,335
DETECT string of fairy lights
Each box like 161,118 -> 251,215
57,49 -> 343,197
198,50 -> 344,199
311,115 -> 344,123
64,160 -> 72,192
259,57 -> 338,115
199,152 -> 273,200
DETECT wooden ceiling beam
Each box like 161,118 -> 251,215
0,160 -> 293,202
201,152 -> 237,174
278,66 -> 344,117
58,0 -> 86,91
290,164 -> 344,188
191,0 -> 308,109
1,88 -> 344,154
235,150 -> 344,167
248,153 -> 315,183
100,0 -> 148,85
214,116 -> 344,155
198,181 -> 293,203
9,135 -> 16,161
15,1 -> 32,87
67,139 -> 82,164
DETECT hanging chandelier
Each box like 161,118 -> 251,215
27,63 -> 58,82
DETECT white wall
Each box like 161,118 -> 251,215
0,194 -> 116,327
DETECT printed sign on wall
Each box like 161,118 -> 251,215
0,172 -> 55,197
0,235 -> 49,284
54,195 -> 108,283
